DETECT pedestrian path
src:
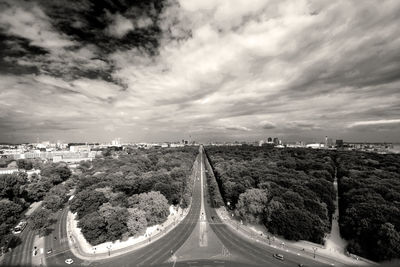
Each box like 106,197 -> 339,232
325,171 -> 348,254
216,206 -> 373,266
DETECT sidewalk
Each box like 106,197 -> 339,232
67,205 -> 191,261
215,207 -> 376,266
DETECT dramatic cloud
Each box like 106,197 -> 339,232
0,0 -> 400,143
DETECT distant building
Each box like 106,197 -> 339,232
0,168 -> 19,175
273,138 -> 279,145
336,139 -> 344,148
327,138 -> 333,147
267,137 -> 272,143
306,143 -> 324,149
111,138 -> 121,146
70,145 -> 90,153
324,136 -> 334,148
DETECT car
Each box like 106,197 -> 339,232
65,258 -> 74,264
298,264 -> 305,267
47,249 -> 53,254
273,253 -> 284,260
12,220 -> 27,234
32,249 -> 38,256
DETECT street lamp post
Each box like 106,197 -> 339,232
106,245 -> 112,256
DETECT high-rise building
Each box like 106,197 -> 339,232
336,139 -> 344,147
111,138 -> 121,146
327,138 -> 333,147
273,138 -> 279,145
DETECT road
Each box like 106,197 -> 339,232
1,222 -> 36,267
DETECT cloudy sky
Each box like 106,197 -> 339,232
0,0 -> 399,143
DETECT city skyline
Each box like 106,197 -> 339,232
1,0 -> 400,143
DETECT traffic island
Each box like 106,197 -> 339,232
66,205 -> 190,261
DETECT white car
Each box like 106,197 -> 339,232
65,258 -> 74,264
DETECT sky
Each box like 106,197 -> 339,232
0,0 -> 399,144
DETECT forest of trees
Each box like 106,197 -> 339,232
70,147 -> 197,245
205,146 -> 336,244
205,145 -> 400,262
0,161 -> 73,250
337,151 -> 400,261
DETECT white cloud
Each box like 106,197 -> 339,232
106,13 -> 134,38
0,5 -> 75,50
348,119 -> 400,128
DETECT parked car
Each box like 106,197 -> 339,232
65,258 -> 74,264
273,253 -> 284,260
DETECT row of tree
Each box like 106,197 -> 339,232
70,147 -> 198,245
205,146 -> 336,244
337,151 -> 400,261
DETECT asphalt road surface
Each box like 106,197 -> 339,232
2,222 -> 35,267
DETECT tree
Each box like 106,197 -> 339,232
127,208 -> 147,237
375,223 -> 400,261
0,173 -> 28,200
43,194 -> 64,211
235,188 -> 269,223
0,199 -> 22,227
70,190 -> 107,219
268,208 -> 326,244
131,191 -> 170,226
22,180 -> 52,202
105,208 -> 129,241
0,199 -> 22,235
40,163 -> 71,183
17,159 -> 33,170
78,212 -> 107,245
30,209 -> 53,235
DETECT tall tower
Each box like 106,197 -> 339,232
325,136 -> 328,148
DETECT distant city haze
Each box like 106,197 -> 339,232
0,0 -> 399,143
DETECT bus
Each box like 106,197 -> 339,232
12,220 -> 27,234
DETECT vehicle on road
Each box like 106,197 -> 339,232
47,249 -> 53,254
273,253 -> 284,260
32,249 -> 38,256
12,220 -> 27,234
65,258 -> 74,264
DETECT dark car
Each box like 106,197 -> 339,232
273,253 -> 284,260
